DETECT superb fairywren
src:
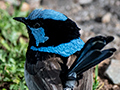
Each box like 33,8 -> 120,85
13,9 -> 116,90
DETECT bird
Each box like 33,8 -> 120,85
13,9 -> 116,90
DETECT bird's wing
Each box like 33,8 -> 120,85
25,57 -> 64,90
68,36 -> 116,75
63,36 -> 116,89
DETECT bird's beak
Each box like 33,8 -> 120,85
13,17 -> 26,24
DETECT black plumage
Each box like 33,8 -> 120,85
26,18 -> 80,47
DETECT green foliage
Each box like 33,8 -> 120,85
0,7 -> 28,90
93,65 -> 99,90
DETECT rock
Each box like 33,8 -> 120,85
42,0 -> 73,8
5,0 -> 20,6
102,13 -> 112,23
115,23 -> 120,29
0,1 -> 7,10
73,0 -> 79,3
113,35 -> 120,47
25,0 -> 41,9
104,5 -> 120,19
113,85 -> 120,90
79,0 -> 93,5
115,1 -> 120,6
21,2 -> 30,12
105,59 -> 120,85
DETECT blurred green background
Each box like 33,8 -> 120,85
0,2 -> 29,90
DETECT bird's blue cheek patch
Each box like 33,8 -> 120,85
30,38 -> 85,57
30,27 -> 49,46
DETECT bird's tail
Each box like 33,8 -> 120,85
65,36 -> 116,89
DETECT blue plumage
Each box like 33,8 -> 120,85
30,37 -> 84,57
30,26 -> 49,46
26,9 -> 67,21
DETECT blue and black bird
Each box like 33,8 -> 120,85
13,9 -> 116,90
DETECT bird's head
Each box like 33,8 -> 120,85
13,9 -> 80,47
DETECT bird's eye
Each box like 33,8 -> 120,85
33,23 -> 40,28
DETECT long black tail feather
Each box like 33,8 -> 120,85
68,49 -> 101,74
77,48 -> 116,75
68,36 -> 116,77
69,36 -> 113,71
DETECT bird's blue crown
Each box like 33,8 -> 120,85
26,9 -> 67,21
26,9 -> 69,47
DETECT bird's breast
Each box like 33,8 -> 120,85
25,57 -> 64,90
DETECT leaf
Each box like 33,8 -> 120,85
0,38 -> 10,51
2,88 -> 6,90
19,81 -> 24,90
0,50 -> 7,62
9,31 -> 21,46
